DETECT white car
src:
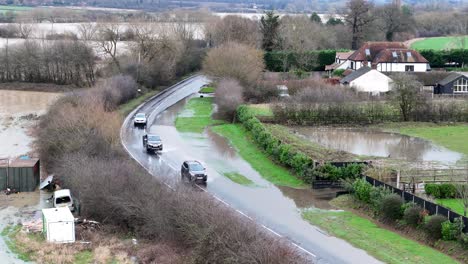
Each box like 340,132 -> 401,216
52,189 -> 75,212
134,113 -> 147,127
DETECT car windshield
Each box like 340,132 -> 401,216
189,163 -> 204,171
136,113 -> 145,118
56,196 -> 71,204
148,135 -> 160,141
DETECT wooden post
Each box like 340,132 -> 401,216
396,170 -> 400,189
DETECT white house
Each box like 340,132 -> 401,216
327,42 -> 430,73
340,66 -> 393,94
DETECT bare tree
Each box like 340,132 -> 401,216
17,23 -> 33,39
203,42 -> 265,86
215,78 -> 244,121
456,184 -> 468,217
96,22 -> 122,72
375,4 -> 414,41
77,23 -> 97,41
345,0 -> 374,50
390,74 -> 425,121
206,15 -> 260,47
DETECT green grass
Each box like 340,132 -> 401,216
223,172 -> 255,186
436,199 -> 466,216
74,250 -> 94,264
302,196 -> 459,264
411,36 -> 468,50
199,86 -> 215,93
1,225 -> 32,261
175,97 -> 216,133
118,90 -> 159,116
389,123 -> 468,156
0,5 -> 32,13
212,124 -> 306,188
246,104 -> 274,117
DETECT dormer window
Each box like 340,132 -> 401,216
365,49 -> 370,56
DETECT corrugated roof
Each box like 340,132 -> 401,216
438,72 -> 466,86
385,72 -> 452,86
340,66 -> 372,84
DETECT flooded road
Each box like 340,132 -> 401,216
121,76 -> 382,264
0,90 -> 59,158
293,127 -> 463,165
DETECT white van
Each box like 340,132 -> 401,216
53,189 -> 75,212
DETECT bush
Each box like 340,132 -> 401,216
352,178 -> 372,203
369,186 -> 392,211
403,205 -> 423,227
264,50 -> 342,72
425,215 -> 448,240
214,79 -> 244,121
441,218 -> 464,241
424,183 -> 457,199
460,233 -> 468,249
380,194 -> 403,221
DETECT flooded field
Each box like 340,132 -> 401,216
0,90 -> 59,158
293,127 -> 463,165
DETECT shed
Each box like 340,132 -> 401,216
42,207 -> 75,243
0,157 -> 40,192
340,67 -> 393,94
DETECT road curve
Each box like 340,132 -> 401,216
120,75 -> 382,264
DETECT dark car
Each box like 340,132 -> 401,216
181,161 -> 207,182
143,134 -> 163,153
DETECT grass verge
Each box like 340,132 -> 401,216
118,90 -> 159,116
175,97 -> 216,133
302,195 -> 459,264
1,225 -> 32,261
378,123 -> 468,156
246,104 -> 274,117
199,86 -> 215,93
223,172 -> 255,186
212,124 -> 306,188
436,198 -> 466,216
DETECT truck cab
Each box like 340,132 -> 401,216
52,189 -> 75,212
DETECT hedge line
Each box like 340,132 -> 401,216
419,49 -> 468,68
237,105 -> 315,183
425,183 -> 458,199
264,50 -> 346,72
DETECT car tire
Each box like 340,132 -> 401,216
203,177 -> 207,182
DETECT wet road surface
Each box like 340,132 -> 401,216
120,75 -> 382,264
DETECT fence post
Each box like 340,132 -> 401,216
448,210 -> 450,219
424,200 -> 426,211
412,195 -> 415,203
436,205 -> 438,215
396,170 -> 400,189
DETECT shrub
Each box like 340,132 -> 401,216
380,194 -> 404,221
369,186 -> 392,211
441,218 -> 464,241
403,205 -> 423,227
425,215 -> 448,240
214,79 -> 244,121
460,233 -> 468,249
424,183 -> 457,199
352,178 -> 372,203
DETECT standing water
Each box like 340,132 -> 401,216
293,127 -> 463,165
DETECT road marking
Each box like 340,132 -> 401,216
236,209 -> 253,220
292,242 -> 317,258
213,195 -> 229,206
261,225 -> 282,237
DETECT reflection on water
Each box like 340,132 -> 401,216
277,186 -> 338,209
293,127 -> 462,164
0,90 -> 60,115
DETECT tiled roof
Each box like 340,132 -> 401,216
374,49 -> 428,64
336,51 -> 354,60
348,42 -> 406,61
385,72 -> 452,86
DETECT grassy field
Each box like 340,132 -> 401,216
212,124 -> 306,188
1,226 -> 32,261
303,195 -> 459,264
436,199 -> 466,216
175,97 -> 216,133
411,36 -> 468,50
118,90 -> 159,116
0,5 -> 32,13
381,123 -> 468,157
223,172 -> 255,186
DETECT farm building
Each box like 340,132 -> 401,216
434,72 -> 468,94
340,66 -> 393,94
0,157 -> 40,192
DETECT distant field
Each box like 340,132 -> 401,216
411,36 -> 468,50
0,5 -> 32,13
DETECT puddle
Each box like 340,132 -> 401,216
292,127 -> 463,165
277,186 -> 339,209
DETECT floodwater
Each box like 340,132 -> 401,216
293,127 -> 463,165
0,90 -> 59,158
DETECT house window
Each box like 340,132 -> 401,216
453,78 -> 468,93
405,65 -> 414,72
